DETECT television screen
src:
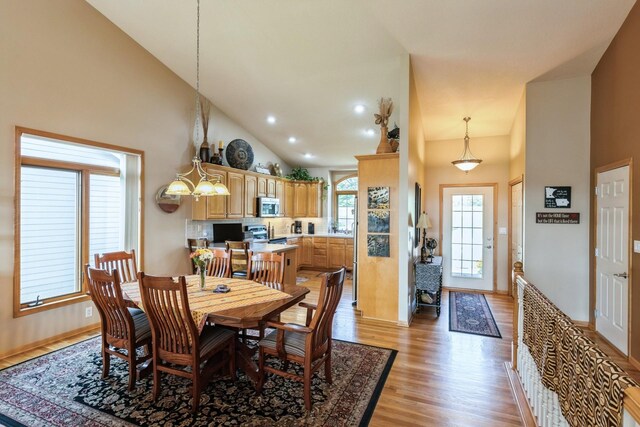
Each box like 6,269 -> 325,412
212,223 -> 244,243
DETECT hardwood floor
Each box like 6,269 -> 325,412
0,270 -> 523,426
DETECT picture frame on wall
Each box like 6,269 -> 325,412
367,187 -> 390,209
367,234 -> 390,257
368,210 -> 390,233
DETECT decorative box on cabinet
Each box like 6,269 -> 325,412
415,256 -> 443,317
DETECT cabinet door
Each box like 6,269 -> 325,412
307,182 -> 320,218
267,178 -> 276,198
284,181 -> 294,217
301,237 -> 313,266
288,238 -> 301,270
205,169 -> 227,219
227,171 -> 245,218
312,237 -> 328,269
345,240 -> 354,270
257,176 -> 267,197
275,180 -> 285,216
244,174 -> 257,217
294,183 -> 308,217
328,242 -> 346,269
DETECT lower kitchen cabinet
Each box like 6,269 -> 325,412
293,236 -> 354,271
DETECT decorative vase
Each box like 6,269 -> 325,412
376,126 -> 393,154
199,138 -> 210,163
198,266 -> 206,290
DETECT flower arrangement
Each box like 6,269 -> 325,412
190,248 -> 213,289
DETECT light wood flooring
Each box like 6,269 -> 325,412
0,270 -> 523,426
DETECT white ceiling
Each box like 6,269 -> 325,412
87,0 -> 635,167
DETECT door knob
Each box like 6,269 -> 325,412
486,245 -> 493,249
614,272 -> 628,279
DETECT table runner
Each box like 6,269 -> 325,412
121,276 -> 291,332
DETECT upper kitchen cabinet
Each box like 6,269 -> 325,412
284,181 -> 294,217
275,180 -> 285,216
245,174 -> 257,217
192,167 -> 227,220
293,182 -> 308,217
307,182 -> 320,217
227,171 -> 245,218
257,176 -> 267,197
267,178 -> 276,198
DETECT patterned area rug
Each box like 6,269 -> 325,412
0,336 -> 395,427
449,291 -> 502,338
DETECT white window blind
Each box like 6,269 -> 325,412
89,174 -> 123,266
20,166 -> 80,304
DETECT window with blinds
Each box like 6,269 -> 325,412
16,130 -> 141,313
20,167 -> 80,304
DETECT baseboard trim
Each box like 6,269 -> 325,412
630,355 -> 640,371
572,320 -> 591,329
0,323 -> 100,360
594,330 -> 628,360
504,362 -> 537,427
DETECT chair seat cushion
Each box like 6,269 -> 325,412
259,326 -> 307,357
199,326 -> 235,358
232,271 -> 247,278
131,310 -> 151,344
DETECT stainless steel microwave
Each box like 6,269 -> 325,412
257,197 -> 280,217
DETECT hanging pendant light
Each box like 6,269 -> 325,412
451,117 -> 482,173
165,0 -> 230,201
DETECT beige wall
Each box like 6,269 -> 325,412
424,135 -> 511,292
0,0 -> 286,355
510,91 -> 526,181
407,63 -> 426,318
591,0 -> 640,358
524,76 -> 591,322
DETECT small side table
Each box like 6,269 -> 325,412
415,256 -> 443,317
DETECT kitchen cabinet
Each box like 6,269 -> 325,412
267,178 -> 276,198
312,237 -> 328,269
328,238 -> 346,269
284,181 -> 294,217
227,171 -> 245,218
257,176 -> 267,197
345,240 -> 354,270
275,180 -> 285,216
204,168 -> 226,219
287,237 -> 302,266
244,174 -> 257,217
294,183 -> 308,217
307,182 -> 320,217
301,237 -> 313,266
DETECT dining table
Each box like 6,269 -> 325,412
120,275 -> 310,386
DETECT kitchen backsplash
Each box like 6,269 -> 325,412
186,217 -> 328,241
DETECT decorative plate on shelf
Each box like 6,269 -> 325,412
225,139 -> 254,170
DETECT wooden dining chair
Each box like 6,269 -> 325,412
257,267 -> 346,411
85,265 -> 152,390
188,239 -> 210,274
225,241 -> 249,278
207,248 -> 232,278
138,272 -> 236,413
247,251 -> 285,291
94,250 -> 138,284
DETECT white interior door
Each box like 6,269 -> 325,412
596,165 -> 630,355
442,186 -> 494,291
511,182 -> 523,263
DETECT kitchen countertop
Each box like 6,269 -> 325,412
277,233 -> 354,240
210,242 -> 297,253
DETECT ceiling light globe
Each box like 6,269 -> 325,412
166,180 -> 191,196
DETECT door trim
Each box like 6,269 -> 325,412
508,176 -> 524,297
439,183 -> 498,292
591,158 -> 633,358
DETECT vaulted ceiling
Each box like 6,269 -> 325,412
87,0 -> 635,167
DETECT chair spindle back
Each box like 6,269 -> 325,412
247,252 -> 285,291
138,273 -> 199,359
207,249 -> 231,278
94,250 -> 138,284
85,265 -> 133,343
309,268 -> 346,353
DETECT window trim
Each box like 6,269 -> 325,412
14,127 -> 145,318
332,174 -> 358,232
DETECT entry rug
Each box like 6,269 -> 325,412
449,291 -> 502,338
0,337 -> 396,427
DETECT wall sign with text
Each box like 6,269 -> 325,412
544,186 -> 571,208
536,212 -> 580,224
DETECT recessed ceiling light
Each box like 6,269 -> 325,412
354,104 -> 365,114
365,128 -> 375,137
266,115 -> 276,124
304,153 -> 313,159
288,136 -> 297,143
